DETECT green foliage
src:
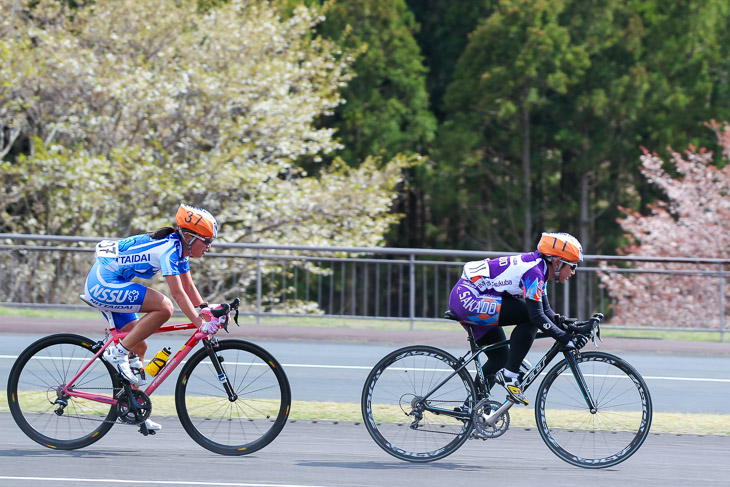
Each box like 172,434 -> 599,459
0,0 -> 411,250
427,0 -> 730,257
405,0 -> 495,121
317,0 -> 437,163
434,0 -> 590,250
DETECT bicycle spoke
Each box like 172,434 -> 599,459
176,340 -> 290,455
8,335 -> 118,450
361,345 -> 476,462
536,351 -> 652,468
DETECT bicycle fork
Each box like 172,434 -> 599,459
564,351 -> 598,413
203,338 -> 238,402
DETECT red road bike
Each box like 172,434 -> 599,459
7,297 -> 291,455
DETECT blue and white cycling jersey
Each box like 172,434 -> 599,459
94,233 -> 190,280
83,233 -> 189,329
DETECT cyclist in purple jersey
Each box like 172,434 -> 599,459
84,204 -> 219,431
447,232 -> 588,405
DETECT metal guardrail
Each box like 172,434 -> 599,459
1,233 -> 728,339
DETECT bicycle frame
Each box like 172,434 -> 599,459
61,322 -> 217,405
418,333 -> 596,426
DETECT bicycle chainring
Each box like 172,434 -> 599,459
117,389 -> 152,425
471,399 -> 509,439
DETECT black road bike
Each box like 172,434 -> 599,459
361,312 -> 652,468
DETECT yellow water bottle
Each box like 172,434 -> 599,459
145,347 -> 171,377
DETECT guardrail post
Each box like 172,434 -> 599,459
256,249 -> 262,325
721,268 -> 726,342
409,253 -> 415,330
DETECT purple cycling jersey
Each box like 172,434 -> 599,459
448,251 -> 550,332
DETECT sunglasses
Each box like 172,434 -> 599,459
559,260 -> 578,271
189,234 -> 214,246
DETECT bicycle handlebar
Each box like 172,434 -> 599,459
565,312 -> 604,345
207,298 -> 241,333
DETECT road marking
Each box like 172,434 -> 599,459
0,476 -> 328,487
2,355 -> 730,382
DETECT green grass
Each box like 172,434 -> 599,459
2,393 -> 727,435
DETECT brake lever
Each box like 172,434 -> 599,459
230,297 -> 240,326
590,313 -> 604,346
221,312 -> 230,333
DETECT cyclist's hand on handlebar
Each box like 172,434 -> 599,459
199,304 -> 228,334
557,331 -> 576,350
199,316 -> 221,335
199,299 -> 240,333
565,312 -> 604,346
571,333 -> 590,350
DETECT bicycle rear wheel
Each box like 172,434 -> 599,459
175,339 -> 291,455
535,351 -> 652,468
7,334 -> 119,450
361,345 -> 476,462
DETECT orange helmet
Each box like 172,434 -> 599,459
176,204 -> 218,239
537,232 -> 583,264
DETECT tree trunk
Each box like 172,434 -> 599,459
522,107 -> 532,250
577,171 -> 590,318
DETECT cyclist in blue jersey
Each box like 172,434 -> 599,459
447,232 -> 588,405
84,204 -> 220,431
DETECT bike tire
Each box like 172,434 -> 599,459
175,339 -> 291,455
361,345 -> 477,463
535,351 -> 652,468
7,334 -> 119,450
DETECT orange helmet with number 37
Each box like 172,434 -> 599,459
537,232 -> 583,264
176,204 -> 218,239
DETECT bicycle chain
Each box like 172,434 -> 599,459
52,387 -> 145,426
404,400 -> 473,437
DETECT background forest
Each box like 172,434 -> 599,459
3,0 -> 730,256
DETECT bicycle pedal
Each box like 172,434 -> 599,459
138,424 -> 150,436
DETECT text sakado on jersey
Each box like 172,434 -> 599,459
458,289 -> 499,314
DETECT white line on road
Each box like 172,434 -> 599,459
2,355 -> 729,382
0,476 -> 328,487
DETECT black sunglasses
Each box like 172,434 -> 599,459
189,234 -> 214,246
560,260 -> 577,271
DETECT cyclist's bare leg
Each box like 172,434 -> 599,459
118,320 -> 148,362
119,289 -> 174,352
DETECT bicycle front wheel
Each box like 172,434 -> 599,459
7,334 -> 119,450
361,345 -> 476,463
175,339 -> 291,455
535,351 -> 652,468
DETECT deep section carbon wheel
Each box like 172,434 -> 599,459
361,345 -> 477,462
535,351 -> 652,468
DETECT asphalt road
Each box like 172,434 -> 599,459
2,333 -> 730,414
2,322 -> 730,487
1,413 -> 729,487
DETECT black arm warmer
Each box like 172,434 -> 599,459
525,298 -> 569,342
541,293 -> 557,323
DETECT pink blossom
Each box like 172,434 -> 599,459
599,123 -> 730,329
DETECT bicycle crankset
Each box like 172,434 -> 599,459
117,389 -> 152,425
471,399 -> 509,439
